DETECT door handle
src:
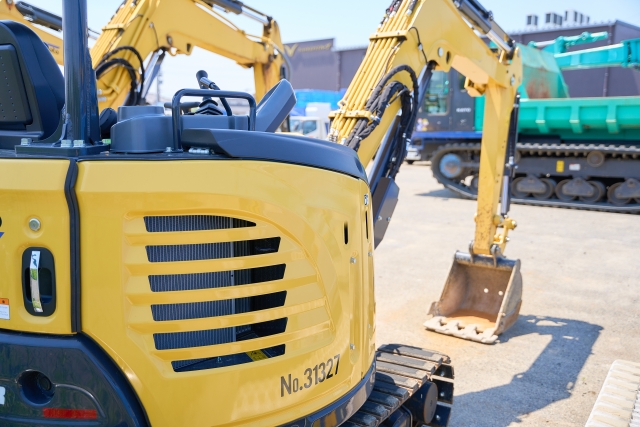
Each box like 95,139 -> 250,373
29,250 -> 43,313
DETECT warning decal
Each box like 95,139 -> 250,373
0,298 -> 9,320
246,350 -> 269,361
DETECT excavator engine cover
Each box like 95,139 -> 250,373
424,251 -> 522,344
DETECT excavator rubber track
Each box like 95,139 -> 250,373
343,345 -> 454,427
430,142 -> 640,214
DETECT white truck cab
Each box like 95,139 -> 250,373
289,102 -> 332,139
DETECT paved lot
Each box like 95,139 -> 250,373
374,162 -> 640,427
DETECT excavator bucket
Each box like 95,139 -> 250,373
425,251 -> 522,344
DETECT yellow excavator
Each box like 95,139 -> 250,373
330,0 -> 523,345
92,0 -> 286,108
0,0 -> 522,426
3,0 -> 285,108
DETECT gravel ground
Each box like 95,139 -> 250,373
374,162 -> 640,427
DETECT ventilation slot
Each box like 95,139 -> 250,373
144,215 -> 255,232
151,291 -> 287,321
172,345 -> 286,372
149,265 -> 286,292
146,237 -> 280,263
344,222 -> 349,244
154,318 -> 288,350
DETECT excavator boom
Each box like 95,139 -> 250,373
330,0 -> 524,343
93,0 -> 285,109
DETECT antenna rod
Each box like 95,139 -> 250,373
63,0 -> 96,144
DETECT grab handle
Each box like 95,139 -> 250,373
29,251 -> 43,313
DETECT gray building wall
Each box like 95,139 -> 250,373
284,39 -> 338,91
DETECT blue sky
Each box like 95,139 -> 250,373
25,0 -> 640,97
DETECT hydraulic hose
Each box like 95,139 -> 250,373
345,64 -> 422,180
95,45 -> 146,106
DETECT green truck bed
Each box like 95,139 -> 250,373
475,96 -> 640,141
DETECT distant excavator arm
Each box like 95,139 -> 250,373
3,0 -> 284,110
330,0 -> 522,255
1,1 -> 64,64
92,0 -> 285,109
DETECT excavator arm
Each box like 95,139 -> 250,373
92,0 -> 285,109
330,0 -> 524,344
330,0 -> 522,253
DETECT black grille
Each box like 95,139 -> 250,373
144,215 -> 255,232
154,318 -> 288,350
146,237 -> 281,263
172,345 -> 286,372
154,327 -> 235,351
151,291 -> 287,321
148,265 -> 285,292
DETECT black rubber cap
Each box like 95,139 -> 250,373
99,107 -> 118,139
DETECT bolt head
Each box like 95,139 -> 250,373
350,343 -> 356,350
29,218 -> 41,232
350,257 -> 357,264
364,194 -> 369,206
438,47 -> 444,57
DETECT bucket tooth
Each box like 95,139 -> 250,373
425,251 -> 522,344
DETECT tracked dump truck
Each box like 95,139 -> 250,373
421,35 -> 640,213
0,0 -> 456,426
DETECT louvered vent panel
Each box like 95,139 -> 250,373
136,215 -> 291,372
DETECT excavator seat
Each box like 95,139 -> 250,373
0,21 -> 64,149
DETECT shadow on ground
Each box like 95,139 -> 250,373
454,315 -> 602,426
415,188 -> 466,199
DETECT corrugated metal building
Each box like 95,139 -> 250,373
284,20 -> 640,97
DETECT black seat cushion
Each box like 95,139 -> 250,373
0,20 -> 64,143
